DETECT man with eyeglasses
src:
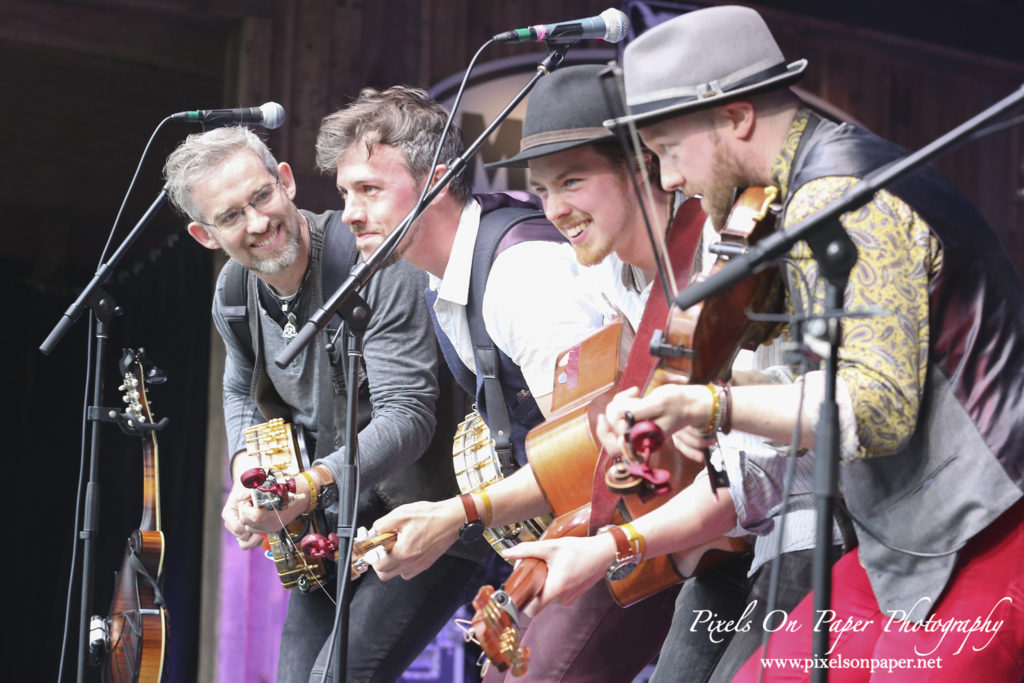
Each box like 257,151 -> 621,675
163,125 -> 486,682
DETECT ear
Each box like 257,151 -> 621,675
719,100 -> 756,140
277,161 -> 297,200
427,163 -> 449,206
186,221 -> 221,250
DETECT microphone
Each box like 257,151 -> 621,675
170,102 -> 286,129
493,8 -> 631,44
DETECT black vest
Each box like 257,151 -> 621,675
788,116 -> 1024,619
426,193 -> 566,471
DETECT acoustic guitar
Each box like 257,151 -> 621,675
469,194 -> 778,676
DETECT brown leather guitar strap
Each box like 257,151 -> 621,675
589,197 -> 707,533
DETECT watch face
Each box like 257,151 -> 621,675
606,560 -> 637,582
460,521 -> 486,544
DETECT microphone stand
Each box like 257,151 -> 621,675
672,84 -> 1024,682
38,189 -> 168,683
274,43 -> 575,683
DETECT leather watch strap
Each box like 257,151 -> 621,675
607,525 -> 632,559
459,493 -> 479,524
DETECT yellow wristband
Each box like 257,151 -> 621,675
477,489 -> 493,527
298,470 -> 317,514
702,384 -> 721,438
620,522 -> 646,559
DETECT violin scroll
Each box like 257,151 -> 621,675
604,413 -> 671,501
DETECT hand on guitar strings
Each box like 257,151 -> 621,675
368,497 -> 467,581
500,534 -> 619,617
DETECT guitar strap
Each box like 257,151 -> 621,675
220,211 -> 358,461
129,550 -> 166,607
467,207 -> 562,477
588,197 -> 707,533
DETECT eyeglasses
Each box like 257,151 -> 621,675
201,179 -> 282,231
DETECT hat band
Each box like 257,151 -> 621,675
629,62 -> 789,116
520,126 -> 611,152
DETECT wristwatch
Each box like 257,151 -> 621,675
458,493 -> 486,544
312,465 -> 339,511
604,525 -> 641,582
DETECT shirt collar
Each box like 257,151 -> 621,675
770,108 -> 814,202
429,198 -> 481,306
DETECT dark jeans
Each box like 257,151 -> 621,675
276,552 -> 482,683
651,547 -> 842,683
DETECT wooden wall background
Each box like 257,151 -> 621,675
3,1 -> 1020,681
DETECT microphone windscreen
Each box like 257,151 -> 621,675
260,102 -> 286,129
600,8 -> 631,43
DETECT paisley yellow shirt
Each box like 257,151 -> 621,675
771,110 -> 943,459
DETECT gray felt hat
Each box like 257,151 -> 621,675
607,5 -> 806,128
486,64 -> 617,169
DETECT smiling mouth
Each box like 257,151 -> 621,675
562,220 -> 589,240
250,225 -> 279,249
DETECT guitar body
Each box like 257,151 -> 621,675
103,530 -> 168,683
526,319 -> 632,516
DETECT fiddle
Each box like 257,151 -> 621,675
607,186 -> 785,499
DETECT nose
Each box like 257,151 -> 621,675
544,193 -> 571,224
243,203 -> 271,233
341,194 -> 364,226
658,161 -> 684,193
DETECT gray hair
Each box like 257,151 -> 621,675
316,86 -> 472,203
163,126 -> 279,223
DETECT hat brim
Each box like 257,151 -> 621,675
484,133 -> 617,169
605,59 -> 806,130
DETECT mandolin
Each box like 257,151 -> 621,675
94,349 -> 169,683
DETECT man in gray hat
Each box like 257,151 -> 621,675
499,62 -> 841,683
507,5 -> 1024,681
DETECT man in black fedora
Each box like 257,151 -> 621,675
506,5 -> 1024,681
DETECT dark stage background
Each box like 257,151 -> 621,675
3,1 -> 1021,681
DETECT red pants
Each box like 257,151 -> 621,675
735,499 -> 1024,682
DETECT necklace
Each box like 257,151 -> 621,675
265,268 -> 310,340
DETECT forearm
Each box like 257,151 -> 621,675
632,479 -> 738,560
474,464 -> 551,528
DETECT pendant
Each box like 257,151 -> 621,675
282,310 -> 298,340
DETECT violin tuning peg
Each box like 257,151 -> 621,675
240,467 -> 267,489
628,420 -> 664,455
